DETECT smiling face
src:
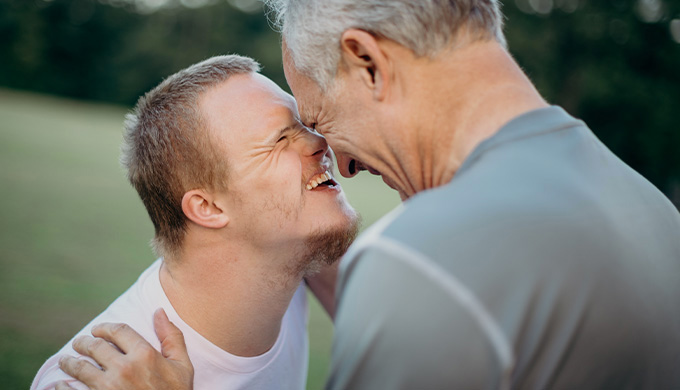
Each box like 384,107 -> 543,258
282,43 -> 409,200
199,72 -> 358,258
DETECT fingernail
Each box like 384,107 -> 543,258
155,307 -> 168,319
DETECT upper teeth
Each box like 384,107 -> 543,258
306,171 -> 333,190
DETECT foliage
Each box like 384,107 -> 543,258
0,0 -> 286,104
0,0 -> 678,199
504,0 -> 680,201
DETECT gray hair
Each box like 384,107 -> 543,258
122,55 -> 260,260
265,0 -> 506,89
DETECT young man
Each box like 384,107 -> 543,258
61,1 -> 680,389
32,55 -> 359,390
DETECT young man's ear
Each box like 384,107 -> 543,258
181,190 -> 229,229
339,29 -> 390,101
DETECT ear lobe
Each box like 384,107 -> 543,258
339,29 -> 389,101
181,190 -> 229,229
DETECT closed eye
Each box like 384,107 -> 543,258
299,118 -> 316,130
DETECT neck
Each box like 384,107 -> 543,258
394,39 -> 548,197
160,238 -> 303,357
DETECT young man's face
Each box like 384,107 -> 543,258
200,73 -> 358,256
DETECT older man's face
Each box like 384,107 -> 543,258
199,72 -> 358,263
282,44 -> 402,191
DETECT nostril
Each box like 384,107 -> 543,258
310,140 -> 328,157
348,159 -> 356,175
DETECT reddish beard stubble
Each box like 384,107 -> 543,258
288,214 -> 361,277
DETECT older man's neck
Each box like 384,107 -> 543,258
405,39 -> 548,194
159,242 -> 302,357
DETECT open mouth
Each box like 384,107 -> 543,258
306,170 -> 339,190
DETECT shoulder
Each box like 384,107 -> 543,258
31,308 -> 155,390
31,262 -> 162,390
331,238 -> 512,389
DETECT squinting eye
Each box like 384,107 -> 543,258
277,135 -> 286,143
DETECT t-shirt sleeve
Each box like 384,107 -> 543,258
326,243 -> 506,390
31,352 -> 93,390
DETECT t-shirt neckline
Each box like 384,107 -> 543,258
457,106 -> 583,177
145,259 -> 289,374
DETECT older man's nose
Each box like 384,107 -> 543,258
336,154 -> 360,178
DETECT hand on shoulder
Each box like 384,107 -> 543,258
58,308 -> 194,390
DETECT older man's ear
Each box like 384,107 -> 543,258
339,29 -> 392,102
181,190 -> 230,229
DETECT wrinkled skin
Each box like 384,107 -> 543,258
57,309 -> 194,390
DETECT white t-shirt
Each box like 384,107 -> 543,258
31,259 -> 309,390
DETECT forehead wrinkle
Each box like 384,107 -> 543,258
310,105 -> 338,141
296,99 -> 317,127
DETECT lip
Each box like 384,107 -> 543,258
310,183 -> 341,193
366,166 -> 380,176
353,159 -> 380,176
310,165 -> 331,180
304,164 -> 339,191
380,174 -> 399,191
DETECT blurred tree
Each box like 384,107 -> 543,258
0,0 -> 678,204
0,0 -> 285,104
504,0 -> 680,203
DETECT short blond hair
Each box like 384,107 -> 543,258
122,55 -> 260,259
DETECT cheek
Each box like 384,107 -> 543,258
275,151 -> 303,187
324,132 -> 359,165
254,152 -> 304,218
243,184 -> 301,233
321,108 -> 364,150
319,123 -> 353,158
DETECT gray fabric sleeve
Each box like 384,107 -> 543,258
326,244 -> 504,390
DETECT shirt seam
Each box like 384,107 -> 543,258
458,120 -> 584,178
351,236 -> 515,390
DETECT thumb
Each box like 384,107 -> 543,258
153,308 -> 190,364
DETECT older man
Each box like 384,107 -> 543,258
62,1 -> 680,389
34,55 -> 359,390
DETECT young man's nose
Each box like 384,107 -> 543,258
300,130 -> 329,158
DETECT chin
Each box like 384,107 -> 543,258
290,212 -> 361,277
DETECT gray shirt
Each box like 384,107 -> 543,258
328,106 -> 680,390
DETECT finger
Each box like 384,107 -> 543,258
153,308 -> 190,364
59,355 -> 101,385
72,335 -> 124,370
55,380 -> 78,390
90,322 -> 145,354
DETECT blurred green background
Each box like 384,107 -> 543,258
0,0 -> 679,389
0,88 -> 402,389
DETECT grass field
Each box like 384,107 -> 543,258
0,88 -> 401,389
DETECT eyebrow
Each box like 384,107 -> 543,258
267,124 -> 295,144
